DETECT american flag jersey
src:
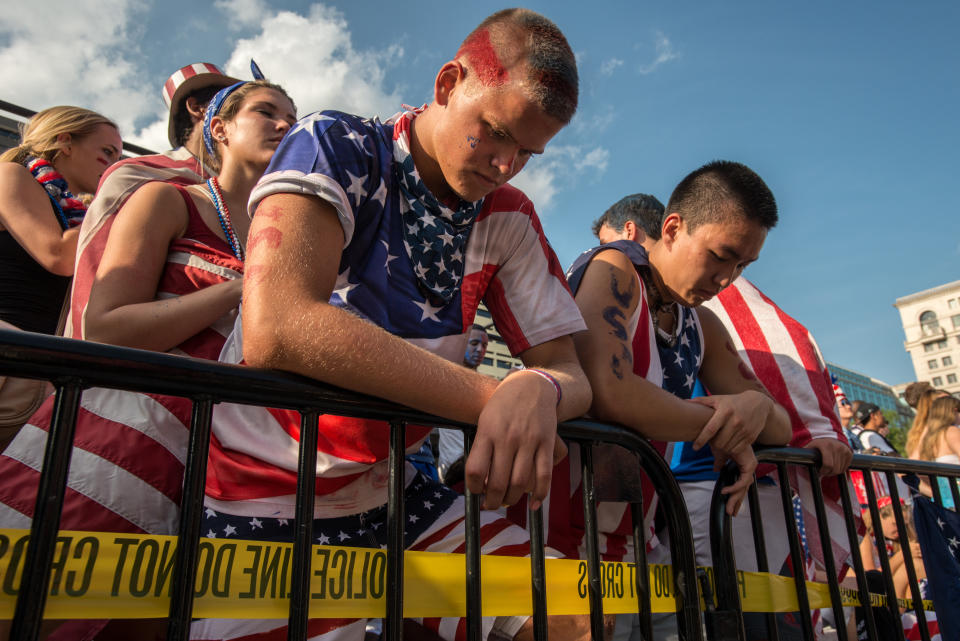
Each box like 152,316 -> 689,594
503,240 -> 703,561
0,185 -> 242,536
701,277 -> 859,580
206,108 -> 585,519
191,473 -> 536,641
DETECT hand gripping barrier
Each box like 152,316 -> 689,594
709,446 -> 960,641
0,328 -> 704,641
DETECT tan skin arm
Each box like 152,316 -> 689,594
693,306 -> 793,452
571,249 -> 763,512
572,249 -> 717,438
0,162 -> 79,276
242,192 -> 589,509
82,182 -> 243,350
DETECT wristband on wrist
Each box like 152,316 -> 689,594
520,367 -> 562,406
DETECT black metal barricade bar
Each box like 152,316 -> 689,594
0,329 -> 703,641
709,446 -> 960,641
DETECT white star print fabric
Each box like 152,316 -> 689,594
207,107 -> 584,520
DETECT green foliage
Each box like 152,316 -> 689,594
883,409 -> 908,455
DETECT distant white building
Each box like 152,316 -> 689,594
894,280 -> 960,395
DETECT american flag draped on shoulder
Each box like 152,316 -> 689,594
66,147 -> 208,339
702,277 -> 859,579
913,497 -> 959,641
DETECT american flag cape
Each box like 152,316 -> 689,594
65,147 -> 209,339
504,240 -> 702,561
702,277 -> 858,580
912,497 -> 959,641
0,185 -> 242,535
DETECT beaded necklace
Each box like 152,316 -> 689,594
205,177 -> 244,261
639,269 -> 681,348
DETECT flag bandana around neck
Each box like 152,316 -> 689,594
392,110 -> 482,305
25,156 -> 87,229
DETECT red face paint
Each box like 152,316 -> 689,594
456,29 -> 509,86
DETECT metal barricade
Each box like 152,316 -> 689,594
709,446 -> 960,641
0,328 -> 704,641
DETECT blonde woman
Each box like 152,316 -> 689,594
0,106 -> 121,334
916,396 -> 960,507
906,387 -> 948,458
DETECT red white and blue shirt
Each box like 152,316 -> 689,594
504,240 -> 704,561
208,108 -> 585,518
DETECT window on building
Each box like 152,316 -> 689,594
950,298 -> 959,310
482,357 -> 493,366
952,314 -> 960,329
945,356 -> 954,367
476,309 -> 491,319
933,376 -> 944,386
929,359 -> 939,369
496,360 -> 511,369
948,374 -> 958,384
920,310 -> 940,336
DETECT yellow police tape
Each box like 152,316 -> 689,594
0,529 -> 934,619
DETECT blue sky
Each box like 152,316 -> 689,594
3,0 -> 957,385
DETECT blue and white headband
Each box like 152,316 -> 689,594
202,59 -> 265,157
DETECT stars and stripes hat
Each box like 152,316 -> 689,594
162,62 -> 241,148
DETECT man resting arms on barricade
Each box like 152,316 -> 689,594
199,9 -> 594,641
523,164 -> 791,579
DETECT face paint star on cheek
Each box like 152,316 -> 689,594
466,135 -> 479,149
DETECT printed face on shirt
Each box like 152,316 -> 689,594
214,88 -> 297,172
463,328 -> 489,368
56,123 -> 122,194
427,64 -> 565,203
654,210 -> 767,307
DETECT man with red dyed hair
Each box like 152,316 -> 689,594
197,9 -> 592,641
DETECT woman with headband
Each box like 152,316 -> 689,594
0,69 -> 295,641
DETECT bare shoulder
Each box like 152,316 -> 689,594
0,161 -> 43,196
695,303 -> 726,340
115,181 -> 190,235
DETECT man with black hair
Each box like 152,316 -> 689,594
853,402 -> 896,455
521,162 -> 790,573
591,192 -> 664,245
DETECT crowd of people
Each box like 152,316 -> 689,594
0,7 -> 957,641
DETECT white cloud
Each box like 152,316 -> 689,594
572,105 -> 616,136
221,4 -> 404,120
0,1 -> 404,153
638,31 -> 678,75
0,0 -> 160,147
509,144 -> 609,214
600,58 -> 624,76
214,0 -> 270,31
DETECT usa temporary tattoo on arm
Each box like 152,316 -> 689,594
247,226 -> 282,253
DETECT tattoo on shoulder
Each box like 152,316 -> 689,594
737,360 -> 758,383
725,340 -> 738,357
603,306 -> 628,341
247,226 -> 283,253
609,269 -> 635,308
256,205 -> 284,221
